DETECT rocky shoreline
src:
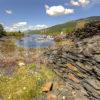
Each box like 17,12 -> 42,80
44,35 -> 100,100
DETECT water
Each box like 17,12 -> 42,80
16,34 -> 55,48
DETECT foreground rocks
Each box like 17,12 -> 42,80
44,35 -> 100,100
42,82 -> 53,92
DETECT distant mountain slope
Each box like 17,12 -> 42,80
28,16 -> 100,35
79,16 -> 100,21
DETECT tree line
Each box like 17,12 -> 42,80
0,24 -> 24,37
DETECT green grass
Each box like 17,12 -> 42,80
30,21 -> 77,35
56,40 -> 75,46
0,64 -> 55,100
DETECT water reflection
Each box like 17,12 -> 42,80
17,34 -> 55,48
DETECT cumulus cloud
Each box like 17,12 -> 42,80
13,22 -> 27,27
33,25 -> 48,30
5,10 -> 12,14
45,5 -> 74,16
5,22 -> 28,32
4,22 -> 48,32
71,0 -> 91,7
79,0 -> 90,6
70,0 -> 80,6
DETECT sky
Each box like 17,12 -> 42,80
0,0 -> 100,31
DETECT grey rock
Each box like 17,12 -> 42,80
44,35 -> 100,100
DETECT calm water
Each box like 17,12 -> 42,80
16,34 -> 55,48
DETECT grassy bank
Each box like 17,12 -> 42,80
0,64 -> 55,100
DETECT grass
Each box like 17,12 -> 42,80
0,64 -> 55,100
56,40 -> 75,46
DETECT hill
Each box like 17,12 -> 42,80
28,16 -> 100,35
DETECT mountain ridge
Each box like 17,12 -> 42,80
28,16 -> 100,35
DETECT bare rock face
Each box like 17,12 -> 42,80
44,35 -> 100,100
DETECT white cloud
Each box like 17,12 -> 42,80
79,0 -> 90,6
13,22 -> 27,27
4,22 -> 48,32
5,10 -> 12,14
5,22 -> 28,32
71,0 -> 91,7
45,5 -> 74,16
33,25 -> 48,30
70,0 -> 80,6
0,22 -> 4,26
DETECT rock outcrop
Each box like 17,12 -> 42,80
71,21 -> 100,40
44,35 -> 100,100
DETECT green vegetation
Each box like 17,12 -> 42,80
0,24 -> 6,37
6,31 -> 24,37
56,40 -> 74,46
0,24 -> 24,37
0,64 -> 55,100
29,21 -> 77,35
28,16 -> 100,35
44,21 -> 77,35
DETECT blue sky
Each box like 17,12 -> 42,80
0,0 -> 100,31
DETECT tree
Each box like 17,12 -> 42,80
0,24 -> 5,37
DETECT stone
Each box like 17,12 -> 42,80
44,35 -> 100,99
68,73 -> 80,84
66,63 -> 78,72
42,82 -> 53,93
47,93 -> 57,100
18,61 -> 25,66
84,77 -> 100,90
94,55 -> 100,62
